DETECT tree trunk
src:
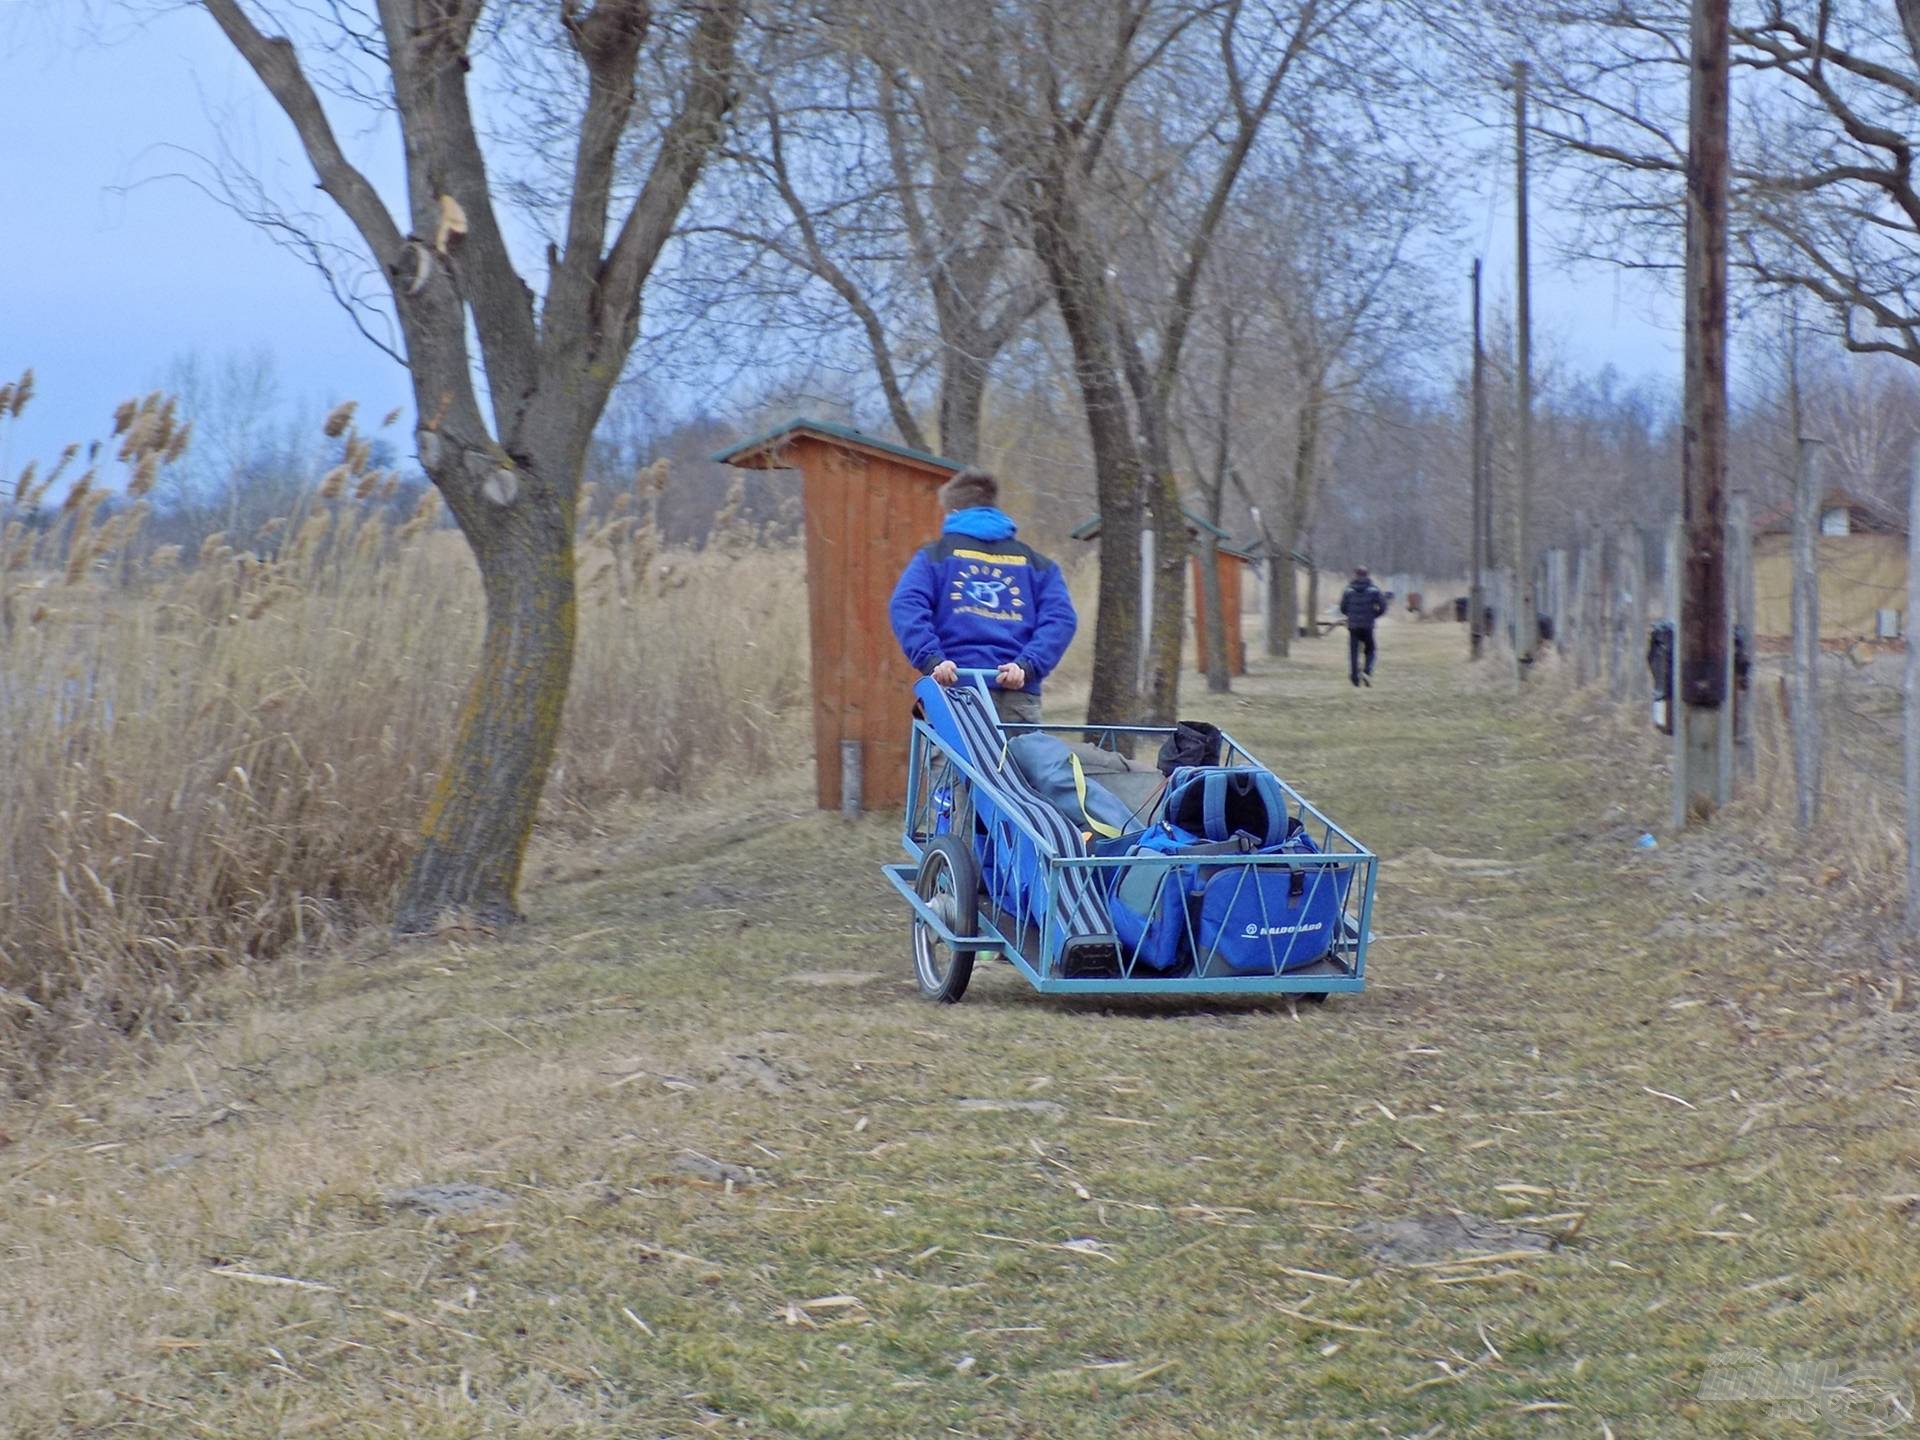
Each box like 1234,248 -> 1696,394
396,494 -> 576,929
1267,548 -> 1292,656
1276,393 -> 1321,656
1142,468 -> 1188,722
937,345 -> 990,464
1197,534 -> 1231,693
1026,184 -> 1144,726
1306,564 -> 1320,640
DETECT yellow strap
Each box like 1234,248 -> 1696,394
1069,753 -> 1124,840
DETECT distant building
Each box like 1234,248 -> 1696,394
1752,490 -> 1907,642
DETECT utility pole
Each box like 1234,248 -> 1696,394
1678,0 -> 1731,823
1471,260 -> 1487,661
1513,60 -> 1539,677
1905,448 -> 1920,931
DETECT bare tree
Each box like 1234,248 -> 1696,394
901,0 -> 1362,723
158,350 -> 273,523
695,15 -> 1043,461
1227,152 -> 1438,655
1507,2 -> 1920,374
201,0 -> 740,928
1174,300 -> 1246,693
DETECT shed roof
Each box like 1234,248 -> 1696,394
1753,488 -> 1906,537
713,417 -> 963,478
1071,509 -> 1301,565
1070,508 -> 1227,543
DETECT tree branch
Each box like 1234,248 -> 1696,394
202,0 -> 407,267
544,0 -> 654,360
767,103 -> 927,448
597,0 -> 743,364
376,0 -> 539,422
1150,0 -> 1324,419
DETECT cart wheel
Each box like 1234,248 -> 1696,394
912,837 -> 978,1003
1295,992 -> 1329,1005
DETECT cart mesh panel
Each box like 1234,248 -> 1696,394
945,686 -> 1112,941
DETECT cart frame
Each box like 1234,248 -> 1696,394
880,677 -> 1378,997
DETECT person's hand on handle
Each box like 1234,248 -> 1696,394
931,659 -> 959,686
995,661 -> 1027,691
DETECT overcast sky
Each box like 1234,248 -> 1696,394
1,4 -> 1685,476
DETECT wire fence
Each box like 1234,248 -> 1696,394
1450,514 -> 1916,903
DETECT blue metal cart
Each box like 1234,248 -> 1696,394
881,673 -> 1378,1002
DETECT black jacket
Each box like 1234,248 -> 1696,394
1340,579 -> 1386,629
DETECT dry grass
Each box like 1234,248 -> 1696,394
1517,623 -> 1920,951
1,384 -> 808,1093
3,625 -> 1915,1438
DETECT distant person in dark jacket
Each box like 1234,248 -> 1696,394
1340,566 -> 1387,687
888,469 -> 1078,724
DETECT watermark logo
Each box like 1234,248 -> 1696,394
1700,1349 -> 1914,1435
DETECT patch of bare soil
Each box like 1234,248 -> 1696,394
780,969 -> 886,988
385,1182 -> 516,1216
1351,1212 -> 1556,1267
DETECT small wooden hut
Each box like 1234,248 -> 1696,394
1191,541 -> 1258,676
1069,510 -> 1270,676
716,419 -> 960,810
1752,489 -> 1908,642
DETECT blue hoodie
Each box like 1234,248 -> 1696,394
888,507 -> 1078,695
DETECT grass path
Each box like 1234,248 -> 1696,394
5,624 -> 1918,1438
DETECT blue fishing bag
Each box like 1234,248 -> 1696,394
1194,829 -> 1351,974
1101,826 -> 1216,972
1103,767 -> 1350,974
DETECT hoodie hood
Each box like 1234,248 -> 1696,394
942,506 -> 1018,542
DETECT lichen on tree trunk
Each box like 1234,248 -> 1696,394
1143,469 -> 1189,722
395,498 -> 577,930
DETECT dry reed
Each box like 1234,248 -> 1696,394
0,380 -> 808,1092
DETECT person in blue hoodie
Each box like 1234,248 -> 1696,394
889,469 -> 1078,724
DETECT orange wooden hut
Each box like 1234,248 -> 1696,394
715,418 -> 960,812
1191,541 -> 1258,676
1069,510 -> 1260,677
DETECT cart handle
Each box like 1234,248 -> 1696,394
945,665 -> 1023,689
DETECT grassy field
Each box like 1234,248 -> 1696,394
3,623 -> 1917,1438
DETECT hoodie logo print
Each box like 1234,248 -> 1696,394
950,561 -> 1025,623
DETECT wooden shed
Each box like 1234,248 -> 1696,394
715,418 -> 959,811
1751,490 -> 1908,642
1191,542 -> 1258,676
1069,510 -> 1262,678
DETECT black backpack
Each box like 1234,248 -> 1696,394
1156,720 -> 1223,776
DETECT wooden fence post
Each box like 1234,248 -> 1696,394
1791,439 -> 1822,830
1617,528 -> 1648,704
1609,531 -> 1629,699
1729,493 -> 1754,785
1569,545 -> 1587,685
1666,517 -> 1687,832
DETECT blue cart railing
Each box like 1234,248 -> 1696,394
881,673 -> 1377,1001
